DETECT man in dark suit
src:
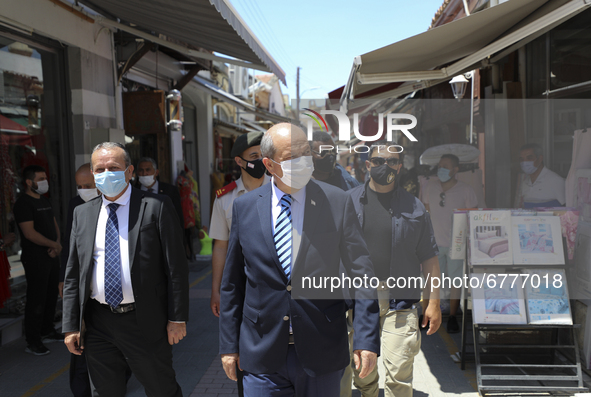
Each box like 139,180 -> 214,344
59,163 -> 99,397
219,124 -> 380,396
62,142 -> 189,397
135,157 -> 184,232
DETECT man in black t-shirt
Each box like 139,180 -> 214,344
13,165 -> 63,356
346,143 -> 442,397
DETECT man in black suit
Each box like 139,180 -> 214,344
59,163 -> 99,397
219,124 -> 380,396
135,157 -> 184,232
63,142 -> 189,397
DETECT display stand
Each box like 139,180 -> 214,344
458,211 -> 587,395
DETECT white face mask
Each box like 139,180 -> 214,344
271,156 -> 314,190
34,180 -> 49,195
520,161 -> 538,175
138,175 -> 156,187
78,188 -> 100,202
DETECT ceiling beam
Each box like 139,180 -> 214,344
173,65 -> 204,91
118,42 -> 154,83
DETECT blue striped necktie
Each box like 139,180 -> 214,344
274,194 -> 292,279
104,203 -> 123,308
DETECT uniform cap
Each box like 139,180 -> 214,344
230,131 -> 264,158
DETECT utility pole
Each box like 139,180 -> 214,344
296,66 -> 300,118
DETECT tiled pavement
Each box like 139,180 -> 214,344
189,313 -> 481,397
0,258 -> 552,397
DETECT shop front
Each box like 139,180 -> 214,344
331,0 -> 591,388
0,28 -> 73,311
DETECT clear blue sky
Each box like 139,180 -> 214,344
229,0 -> 445,101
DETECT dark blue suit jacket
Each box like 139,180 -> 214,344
219,179 -> 380,376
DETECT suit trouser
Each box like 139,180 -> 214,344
242,345 -> 343,397
84,299 -> 182,397
70,352 -> 92,397
22,255 -> 59,345
352,290 -> 421,397
70,351 -> 132,397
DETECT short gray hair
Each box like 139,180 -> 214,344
138,157 -> 158,170
520,143 -> 543,157
91,142 -> 131,170
261,132 -> 276,159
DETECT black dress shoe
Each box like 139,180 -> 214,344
25,343 -> 50,356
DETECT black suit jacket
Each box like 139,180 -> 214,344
219,180 -> 380,376
156,182 -> 184,232
60,195 -> 85,281
62,187 -> 189,342
135,181 -> 184,231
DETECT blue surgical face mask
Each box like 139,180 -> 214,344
94,167 -> 129,198
437,167 -> 452,183
520,161 -> 537,175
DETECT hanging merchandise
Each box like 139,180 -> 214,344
574,169 -> 591,223
216,134 -> 223,171
566,128 -> 591,207
176,172 -> 196,229
0,232 -> 12,308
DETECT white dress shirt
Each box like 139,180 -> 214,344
514,166 -> 566,207
271,178 -> 306,271
91,184 -> 135,304
141,180 -> 159,193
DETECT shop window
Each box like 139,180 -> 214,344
0,33 -> 67,264
526,34 -> 547,97
550,8 -> 591,91
213,103 -> 231,123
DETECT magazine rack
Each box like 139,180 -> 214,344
458,212 -> 587,395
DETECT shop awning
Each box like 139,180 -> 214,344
341,0 -> 591,107
80,0 -> 286,84
214,119 -> 251,136
0,114 -> 27,134
189,76 -> 293,124
241,121 -> 268,133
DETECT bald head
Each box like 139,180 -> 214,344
261,123 -> 313,193
75,163 -> 95,189
261,123 -> 309,162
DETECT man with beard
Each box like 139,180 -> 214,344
14,165 -> 63,355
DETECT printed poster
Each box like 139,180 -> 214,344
471,272 -> 527,324
469,210 -> 513,265
449,211 -> 468,260
511,216 -> 565,265
523,269 -> 572,324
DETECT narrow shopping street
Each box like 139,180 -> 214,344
0,259 -> 483,397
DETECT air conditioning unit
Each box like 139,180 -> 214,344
229,65 -> 250,98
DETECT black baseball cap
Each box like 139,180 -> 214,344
231,131 -> 264,158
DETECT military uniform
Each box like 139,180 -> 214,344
209,175 -> 271,241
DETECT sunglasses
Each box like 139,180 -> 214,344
369,157 -> 400,167
311,149 -> 336,158
439,192 -> 445,207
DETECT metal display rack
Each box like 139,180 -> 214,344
458,226 -> 588,395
